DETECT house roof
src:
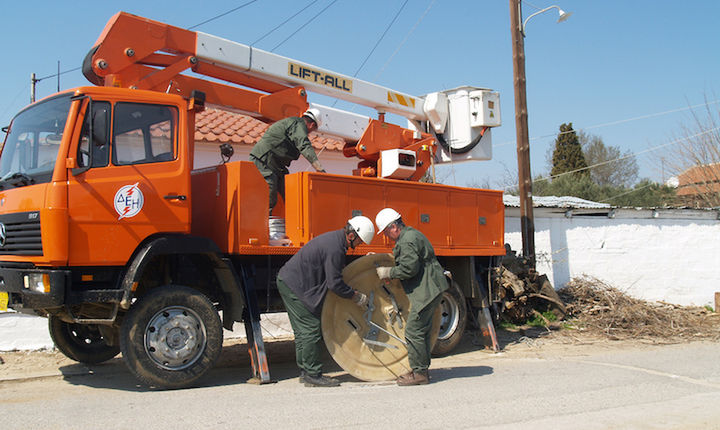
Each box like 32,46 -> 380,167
194,108 -> 345,151
677,163 -> 720,196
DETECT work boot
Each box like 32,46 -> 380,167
303,373 -> 341,387
397,370 -> 413,380
397,370 -> 429,386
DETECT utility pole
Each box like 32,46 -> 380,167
509,0 -> 536,269
30,73 -> 38,103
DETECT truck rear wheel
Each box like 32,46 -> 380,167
431,281 -> 467,356
120,285 -> 222,389
49,316 -> 120,364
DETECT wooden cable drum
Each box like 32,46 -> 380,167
321,253 -> 440,381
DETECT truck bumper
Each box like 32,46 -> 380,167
0,266 -> 69,311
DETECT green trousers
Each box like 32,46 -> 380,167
277,276 -> 323,376
405,293 -> 443,372
251,155 -> 285,215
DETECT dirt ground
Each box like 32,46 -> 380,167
0,327 -> 684,382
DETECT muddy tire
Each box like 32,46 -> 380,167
432,281 -> 467,356
120,285 -> 222,389
48,316 -> 120,364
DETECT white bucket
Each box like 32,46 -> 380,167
269,216 -> 286,240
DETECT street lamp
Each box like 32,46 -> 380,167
522,6 -> 572,36
509,1 -> 571,269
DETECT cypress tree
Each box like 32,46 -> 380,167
551,123 -> 589,178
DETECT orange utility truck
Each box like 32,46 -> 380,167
0,12 -> 504,388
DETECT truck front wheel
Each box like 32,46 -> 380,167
120,285 -> 222,389
49,316 -> 120,364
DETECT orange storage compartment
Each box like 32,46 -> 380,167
284,172 -> 504,256
191,161 -> 268,252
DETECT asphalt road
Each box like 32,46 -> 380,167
2,334 -> 720,429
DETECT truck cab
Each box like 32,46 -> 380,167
1,87 -> 195,312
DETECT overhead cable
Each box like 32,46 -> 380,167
504,126 -> 720,189
271,0 -> 340,52
188,0 -> 260,30
495,99 -> 720,148
598,182 -> 657,203
34,66 -> 82,82
352,0 -> 410,78
252,0 -> 318,46
0,84 -> 30,121
521,0 -> 543,11
373,0 -> 436,81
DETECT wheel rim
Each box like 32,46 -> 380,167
437,291 -> 460,341
66,324 -> 105,347
144,306 -> 207,370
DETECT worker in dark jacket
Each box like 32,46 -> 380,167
250,108 -> 326,215
374,207 -> 448,386
276,216 -> 375,387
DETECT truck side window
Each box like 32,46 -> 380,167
77,101 -> 110,168
112,103 -> 177,165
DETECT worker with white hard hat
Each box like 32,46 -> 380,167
250,108 -> 326,215
276,215 -> 374,387
374,208 -> 448,386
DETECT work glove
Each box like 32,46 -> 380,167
352,291 -> 369,308
376,266 -> 392,280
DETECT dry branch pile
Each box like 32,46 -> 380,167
557,276 -> 720,342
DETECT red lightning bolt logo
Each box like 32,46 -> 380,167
117,182 -> 141,220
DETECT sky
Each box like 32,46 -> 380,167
1,0 -> 718,189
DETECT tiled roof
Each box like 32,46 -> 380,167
677,163 -> 720,196
194,108 -> 345,151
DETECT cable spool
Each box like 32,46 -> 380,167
321,253 -> 440,381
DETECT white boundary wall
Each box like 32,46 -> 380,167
505,207 -> 720,308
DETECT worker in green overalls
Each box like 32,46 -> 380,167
374,207 -> 448,386
249,108 -> 326,215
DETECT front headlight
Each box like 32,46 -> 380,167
23,273 -> 50,293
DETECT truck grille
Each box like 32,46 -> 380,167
0,211 -> 42,256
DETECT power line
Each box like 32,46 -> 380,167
505,126 -> 720,189
598,182 -> 656,203
352,0 -> 409,78
0,84 -> 29,122
330,0 -> 409,109
495,99 -> 720,148
271,0 -> 339,52
188,0 -> 260,30
521,1 -> 544,12
373,0 -> 436,81
35,66 -> 81,82
252,0 -> 318,46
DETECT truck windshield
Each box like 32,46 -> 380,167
0,94 -> 72,189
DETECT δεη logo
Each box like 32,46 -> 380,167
114,183 -> 144,220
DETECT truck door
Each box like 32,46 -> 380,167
67,99 -> 190,266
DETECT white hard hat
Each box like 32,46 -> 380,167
303,108 -> 322,128
348,216 -> 374,245
375,208 -> 401,235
